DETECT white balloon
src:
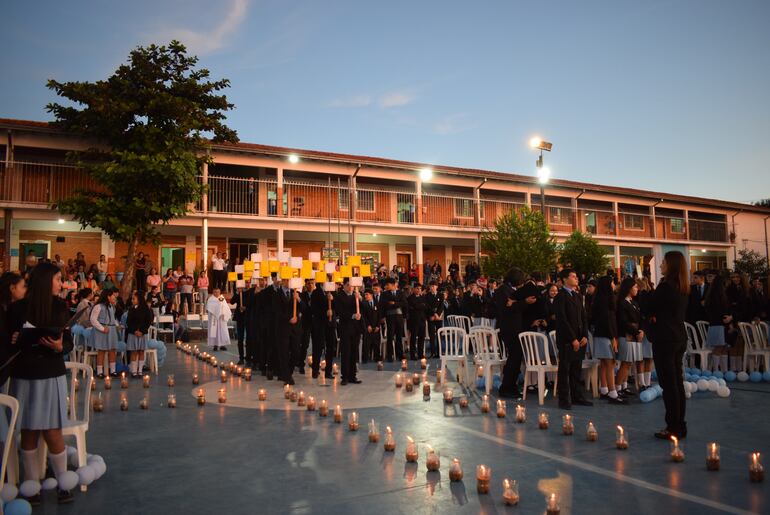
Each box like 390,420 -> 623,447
18,480 -> 41,498
41,477 -> 58,490
717,386 -> 731,398
77,465 -> 95,486
92,460 -> 107,479
1,483 -> 19,502
717,378 -> 726,387
707,380 -> 719,392
697,379 -> 710,391
57,471 -> 80,491
685,390 -> 692,399
737,371 -> 749,382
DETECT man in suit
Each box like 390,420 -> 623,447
244,279 -> 262,369
231,284 -> 248,365
425,281 -> 444,358
335,280 -> 362,385
310,281 -> 333,378
274,276 -> 299,385
380,278 -> 407,361
259,275 -> 280,379
362,289 -> 381,363
496,268 -> 534,399
553,268 -> 593,410
297,279 -> 314,374
407,283 -> 429,360
687,270 -> 708,324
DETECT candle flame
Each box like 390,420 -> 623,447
617,425 -> 624,434
671,436 -> 678,445
406,435 -> 414,443
426,444 -> 434,454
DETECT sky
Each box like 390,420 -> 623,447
1,0 -> 769,204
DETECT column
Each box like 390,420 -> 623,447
444,245 -> 452,275
388,242 -> 397,270
350,225 -> 357,256
571,197 -> 579,232
201,162 -> 209,269
277,228 -> 284,256
276,167 -> 284,217
650,205 -> 657,239
613,201 -> 620,236
614,244 -> 621,277
10,222 -> 19,272
416,234 -> 424,283
185,235 -> 196,273
525,191 -> 531,208
415,180 -> 422,224
258,238 -> 268,259
474,237 -> 480,262
684,210 -> 690,240
3,209 -> 11,272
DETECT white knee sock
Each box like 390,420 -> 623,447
21,448 -> 40,482
138,359 -> 145,372
96,365 -> 104,376
48,449 -> 68,481
636,374 -> 644,387
644,372 -> 651,386
109,362 -> 116,374
600,386 -> 609,395
720,355 -> 728,372
608,389 -> 618,399
130,361 -> 137,375
615,384 -> 622,391
622,382 -> 628,390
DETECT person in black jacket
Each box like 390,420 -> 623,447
231,285 -> 247,365
704,274 -> 732,372
244,280 -> 261,369
425,282 -> 445,358
616,277 -> 642,397
380,278 -> 407,361
553,269 -> 592,409
362,289 -> 381,363
7,262 -> 76,504
297,279 -> 314,374
590,276 -> 625,404
335,280 -> 362,384
496,267 -> 535,399
407,284 -> 429,360
274,277 -> 299,385
648,251 -> 689,440
687,271 -> 708,324
310,281 -> 335,379
125,291 -> 154,378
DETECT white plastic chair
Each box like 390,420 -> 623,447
156,314 -> 174,342
468,327 -> 506,394
145,327 -> 160,374
519,331 -> 558,405
438,327 -> 467,384
758,321 -> 769,347
582,333 -> 600,398
685,322 -> 711,370
738,322 -> 770,373
0,394 -> 20,497
695,321 -> 710,348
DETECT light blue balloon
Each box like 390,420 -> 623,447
750,371 -> 762,383
4,499 -> 32,515
763,371 -> 770,382
712,371 -> 724,379
701,369 -> 712,377
651,370 -> 657,381
724,371 -> 737,382
475,378 -> 485,390
640,389 -> 654,402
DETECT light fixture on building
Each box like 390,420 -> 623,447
530,137 -> 553,152
288,154 -> 300,164
701,249 -> 707,253
537,167 -> 551,186
419,167 -> 433,181
372,233 -> 377,237
57,218 -> 65,224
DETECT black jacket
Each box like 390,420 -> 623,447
648,280 -> 687,344
407,294 -> 429,324
553,288 -> 588,351
362,298 -> 380,328
687,283 -> 708,323
617,298 -> 641,339
590,294 -> 617,339
126,304 -> 154,335
379,290 -> 407,318
494,283 -> 526,337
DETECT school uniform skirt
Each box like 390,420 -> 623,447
592,336 -> 615,360
126,333 -> 147,351
706,325 -> 726,347
617,337 -> 643,362
641,336 -> 653,359
93,326 -> 118,350
9,376 -> 68,430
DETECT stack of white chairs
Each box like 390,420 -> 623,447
519,331 -> 558,405
467,326 -> 506,394
738,322 -> 770,373
685,322 -> 711,370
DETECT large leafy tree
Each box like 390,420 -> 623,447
754,198 -> 770,208
481,205 -> 557,278
733,249 -> 768,278
47,40 -> 238,299
559,230 -> 610,279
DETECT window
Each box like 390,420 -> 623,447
338,189 -> 349,210
670,217 -> 685,234
338,190 -> 374,212
454,199 -> 483,218
623,214 -> 645,230
550,207 -> 568,224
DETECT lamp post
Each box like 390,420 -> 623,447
530,137 -> 553,215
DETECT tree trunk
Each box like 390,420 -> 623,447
120,235 -> 139,301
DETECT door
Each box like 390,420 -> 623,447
396,253 -> 411,271
19,242 -> 49,267
161,247 -> 185,272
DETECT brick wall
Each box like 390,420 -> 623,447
19,229 -> 101,267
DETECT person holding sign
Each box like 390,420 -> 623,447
206,288 -> 231,351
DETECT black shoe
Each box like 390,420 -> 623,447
212,346 -> 219,351
340,379 -> 348,385
621,388 -> 635,397
573,399 -> 593,406
608,396 -> 627,405
324,373 -> 333,379
526,385 -> 538,393
220,346 -> 227,352
297,367 -> 305,375
286,377 -> 295,386
109,371 -> 119,378
237,359 -> 245,365
97,373 -> 105,379
267,371 -> 274,381
498,390 -> 522,400
57,489 -> 74,504
654,429 -> 676,440
24,494 -> 41,507
559,401 -> 572,410
349,378 -> 362,384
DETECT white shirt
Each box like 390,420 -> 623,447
212,258 -> 224,271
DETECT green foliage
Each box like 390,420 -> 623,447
559,231 -> 610,279
481,205 -> 557,278
753,198 -> 770,208
733,249 -> 768,277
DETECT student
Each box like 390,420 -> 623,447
162,268 -> 177,306
145,267 -> 161,294
126,291 -> 154,377
178,269 -> 194,315
0,272 -> 27,312
636,278 -> 654,390
362,289 -> 381,363
6,262 -> 75,504
74,288 -> 93,328
407,284 -> 428,360
496,267 -> 535,400
101,274 -> 116,291
134,251 -> 147,293
83,271 -> 99,293
90,288 -> 119,378
704,275 -> 732,372
60,270 -> 78,299
590,276 -> 625,404
96,254 -> 108,284
687,271 -> 708,324
615,277 -> 642,397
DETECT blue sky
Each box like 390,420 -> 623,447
2,0 -> 768,203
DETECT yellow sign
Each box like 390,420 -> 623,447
359,264 -> 371,277
347,255 -> 362,267
332,272 -> 343,283
227,272 -> 237,282
243,260 -> 254,271
315,271 -> 326,282
280,266 -> 295,279
340,265 -> 352,278
268,261 -> 280,273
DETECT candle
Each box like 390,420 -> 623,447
236,366 -> 243,377
496,400 -> 507,418
165,374 -> 174,387
333,404 -> 342,423
412,373 -> 421,385
120,393 -> 129,411
401,359 -> 408,371
669,436 -> 685,462
244,368 -> 252,381
405,380 -> 414,392
368,420 -> 380,442
320,359 -> 326,371
405,436 -> 418,462
749,452 -> 764,482
502,478 -> 520,506
176,340 -> 182,349
228,361 -> 235,372
192,373 -> 199,385
104,376 -> 112,389
477,365 -> 483,378
297,391 -> 306,407
90,378 -> 96,391
332,363 -> 339,376
616,425 -> 628,450
73,377 -> 80,392
289,390 -> 298,402
258,388 -> 267,401
377,361 -> 384,371
515,404 -> 526,423
586,422 -> 598,442
395,373 -> 403,388
384,426 -> 396,452
348,411 -> 359,431
284,384 -> 292,399
167,393 -> 177,408
307,396 -> 316,411
443,388 -> 454,404
706,443 -> 720,471
220,370 -> 228,383
92,392 -> 104,412
218,389 -> 227,404
436,370 -> 442,384
481,394 -> 490,413
120,372 -> 129,389
449,458 -> 463,481
139,394 -> 149,410
197,388 -> 206,405
562,414 -> 574,435
459,396 -> 469,408
426,445 -> 440,471
422,382 -> 431,397
319,399 -> 328,417
546,492 -> 560,515
476,465 -> 491,494
538,412 -> 549,429
420,358 -> 427,370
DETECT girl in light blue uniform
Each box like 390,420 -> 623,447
90,288 -> 119,378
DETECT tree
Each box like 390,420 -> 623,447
733,249 -> 768,277
481,205 -> 557,278
47,40 -> 238,299
559,231 -> 610,279
754,198 -> 770,208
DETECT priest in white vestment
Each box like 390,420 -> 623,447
206,288 -> 232,351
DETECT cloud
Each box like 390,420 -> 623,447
432,113 -> 474,135
150,0 -> 248,55
379,91 -> 414,108
327,94 -> 372,108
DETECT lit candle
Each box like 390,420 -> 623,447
289,390 -> 298,402
670,436 -> 685,462
401,359 -> 408,371
333,404 -> 342,423
412,373 -> 421,385
284,384 -> 292,399
477,365 -> 483,378
243,368 -> 252,381
92,392 -> 104,412
228,361 -> 235,372
443,388 -> 454,404
306,396 -> 316,411
586,421 -> 598,442
217,389 -> 227,404
405,380 -> 414,392
73,377 -> 80,392
426,445 -> 440,471
562,414 -> 574,435
481,394 -> 490,413
459,396 -> 469,408
348,411 -> 359,431
405,436 -> 418,462
476,465 -> 491,494
258,388 -> 267,401
176,340 -> 182,349
538,412 -> 549,430
197,388 -> 206,405
616,425 -> 628,450
377,361 -> 384,371
297,391 -> 306,407
502,478 -> 520,506
422,381 -> 431,397
706,443 -> 720,471
496,400 -> 506,418
435,370 -> 442,384
119,393 -> 129,411
320,359 -> 326,370
449,458 -> 463,481
167,393 -> 176,408
192,373 -> 199,385
220,370 -> 228,383
90,378 -> 96,391
515,404 -> 526,423
395,373 -> 403,388
368,419 -> 380,442
749,452 -> 764,482
236,366 -> 243,377
420,358 -> 427,370
318,399 -> 328,417
384,426 -> 396,451
546,492 -> 560,515
306,355 -> 313,366
332,363 -> 339,376
139,394 -> 149,410
104,376 -> 112,389
120,372 -> 129,389
167,374 -> 175,387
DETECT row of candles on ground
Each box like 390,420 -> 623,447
176,342 -> 254,381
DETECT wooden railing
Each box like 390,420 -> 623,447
0,160 -> 99,204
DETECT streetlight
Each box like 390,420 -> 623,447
419,167 -> 433,182
530,136 -> 553,214
288,154 -> 300,164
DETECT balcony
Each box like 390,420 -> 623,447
689,218 -> 728,243
0,160 -> 100,205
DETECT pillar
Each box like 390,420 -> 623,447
571,197 -> 579,232
3,209 -> 11,273
614,244 -> 621,277
650,205 -> 657,239
525,191 -> 531,208
258,238 -> 268,259
350,225 -> 357,256
185,235 -> 196,273
277,228 -> 284,256
416,234 -> 424,283
276,167 -> 284,217
444,245 -> 452,274
10,222 -> 19,272
388,242 -> 397,270
201,161 -> 209,269
415,179 -> 422,224
613,201 -> 620,236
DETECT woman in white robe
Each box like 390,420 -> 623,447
206,289 -> 232,350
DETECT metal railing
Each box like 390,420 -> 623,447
0,160 -> 100,204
